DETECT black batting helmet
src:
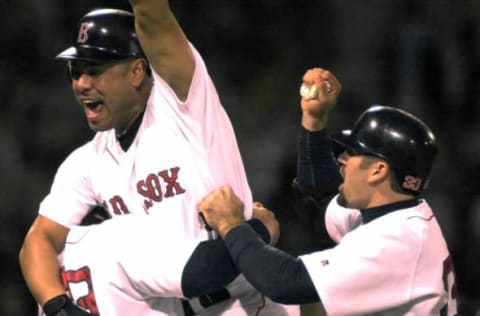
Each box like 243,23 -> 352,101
56,8 -> 145,62
332,105 -> 438,195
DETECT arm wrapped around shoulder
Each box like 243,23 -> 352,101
181,219 -> 272,298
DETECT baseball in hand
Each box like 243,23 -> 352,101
300,83 -> 318,100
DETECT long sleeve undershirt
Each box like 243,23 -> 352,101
296,127 -> 342,191
182,128 -> 342,302
224,224 -> 319,304
181,219 -> 270,298
181,220 -> 320,304
291,127 -> 342,252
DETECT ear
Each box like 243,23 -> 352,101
368,160 -> 390,184
129,58 -> 148,88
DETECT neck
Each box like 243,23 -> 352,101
116,109 -> 145,151
366,190 -> 415,209
116,104 -> 145,138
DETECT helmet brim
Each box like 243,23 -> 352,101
331,129 -> 363,150
55,46 -> 139,63
331,129 -> 380,158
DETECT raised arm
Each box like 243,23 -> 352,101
292,68 -> 343,252
129,0 -> 194,100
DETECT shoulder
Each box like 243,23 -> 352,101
150,42 -> 207,90
57,131 -> 112,170
325,195 -> 362,243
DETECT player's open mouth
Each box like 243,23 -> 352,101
83,100 -> 103,112
82,100 -> 105,121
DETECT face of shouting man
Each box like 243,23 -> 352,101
69,58 -> 148,134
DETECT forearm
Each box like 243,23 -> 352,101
224,224 -> 319,304
182,219 -> 270,298
297,126 -> 341,191
292,127 -> 340,251
130,0 -> 171,35
19,234 -> 65,306
129,0 -> 193,100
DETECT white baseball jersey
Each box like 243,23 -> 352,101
59,213 -> 199,315
40,43 -> 252,239
301,198 -> 457,315
324,194 -> 362,243
39,44 -> 298,314
51,213 -> 299,316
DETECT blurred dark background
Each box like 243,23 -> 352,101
1,0 -> 479,314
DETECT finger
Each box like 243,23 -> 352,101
301,68 -> 337,98
253,201 -> 264,207
198,212 -> 212,232
319,79 -> 333,95
303,67 -> 323,84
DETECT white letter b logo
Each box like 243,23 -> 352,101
77,22 -> 91,43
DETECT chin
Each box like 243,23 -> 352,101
337,192 -> 349,207
88,122 -> 110,132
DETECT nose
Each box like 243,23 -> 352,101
73,74 -> 95,91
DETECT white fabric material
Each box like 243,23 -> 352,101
301,199 -> 457,315
40,44 -> 252,240
189,275 -> 299,316
324,194 -> 362,243
38,44 -> 297,315
60,213 -> 198,315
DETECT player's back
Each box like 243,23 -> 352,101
59,213 -> 203,315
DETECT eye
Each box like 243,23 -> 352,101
67,65 -> 81,81
67,61 -> 110,80
346,148 -> 359,156
84,65 -> 109,76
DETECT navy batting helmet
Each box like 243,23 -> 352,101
332,105 -> 438,195
56,8 -> 145,62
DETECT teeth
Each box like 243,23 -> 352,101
83,100 -> 102,111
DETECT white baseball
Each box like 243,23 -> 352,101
300,83 -> 318,100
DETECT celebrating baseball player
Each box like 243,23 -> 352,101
51,202 -> 277,315
19,1 -> 298,315
197,68 -> 458,315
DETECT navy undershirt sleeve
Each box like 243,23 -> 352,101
224,224 -> 320,304
297,127 -> 341,190
291,127 -> 342,251
181,219 -> 270,298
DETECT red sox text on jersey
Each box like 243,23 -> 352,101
102,167 -> 186,215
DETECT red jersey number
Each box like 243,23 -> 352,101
61,266 -> 100,316
441,256 -> 457,316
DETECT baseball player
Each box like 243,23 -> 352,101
197,68 -> 458,315
19,2 -> 298,315
48,204 -> 275,316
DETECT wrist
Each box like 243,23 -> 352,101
218,219 -> 244,238
247,218 -> 271,244
43,294 -> 69,316
302,114 -> 328,131
39,288 -> 68,307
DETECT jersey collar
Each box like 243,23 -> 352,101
361,199 -> 421,224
